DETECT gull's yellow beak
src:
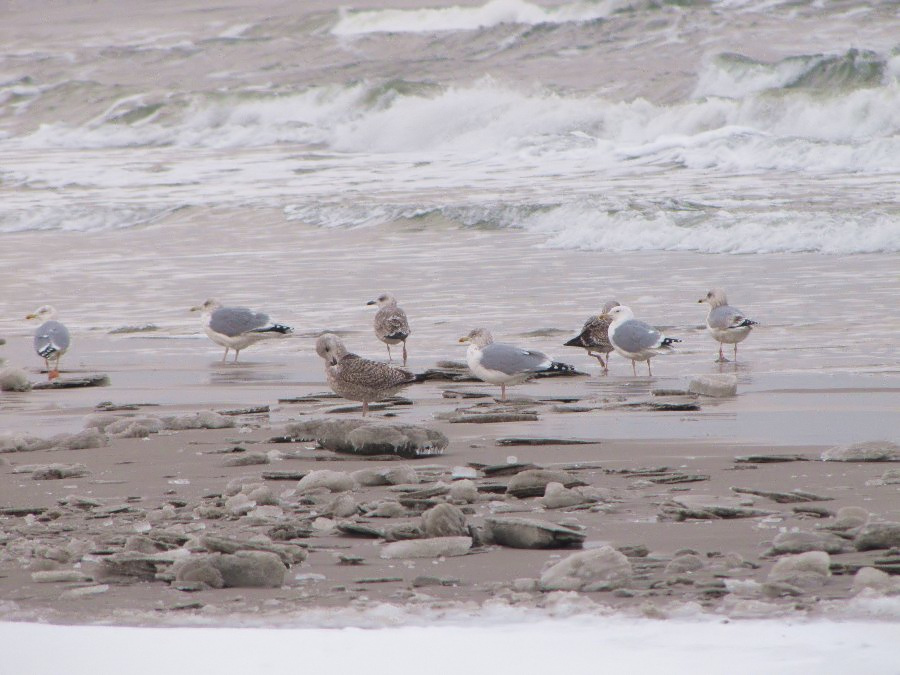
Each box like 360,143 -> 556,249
458,336 -> 470,344
25,313 -> 37,320
189,305 -> 202,312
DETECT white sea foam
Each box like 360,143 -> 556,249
13,77 -> 900,176
331,0 -> 628,35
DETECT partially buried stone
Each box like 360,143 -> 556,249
380,536 -> 472,559
687,374 -> 737,397
767,551 -> 831,588
174,557 -> 225,589
223,452 -> 270,467
210,551 -> 286,588
506,469 -> 587,498
767,531 -> 850,555
52,429 -> 108,451
0,368 -> 31,392
822,441 -> 900,462
539,546 -> 631,591
30,463 -> 90,480
284,419 -> 447,458
484,517 -> 585,549
297,469 -> 356,493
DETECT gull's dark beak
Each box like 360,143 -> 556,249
458,336 -> 470,344
366,300 -> 376,306
697,298 -> 705,304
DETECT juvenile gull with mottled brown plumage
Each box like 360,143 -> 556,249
367,292 -> 411,365
564,299 -> 620,372
315,333 -> 418,416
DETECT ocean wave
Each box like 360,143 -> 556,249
0,204 -> 181,234
694,49 -> 891,99
284,200 -> 900,255
13,73 -> 899,174
331,0 -> 629,35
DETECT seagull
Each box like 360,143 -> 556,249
315,333 -> 419,416
25,305 -> 70,380
563,299 -> 620,373
607,306 -> 680,376
366,292 -> 411,365
190,299 -> 292,362
699,288 -> 758,362
459,328 -> 574,401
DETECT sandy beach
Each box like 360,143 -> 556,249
2,222 -> 899,626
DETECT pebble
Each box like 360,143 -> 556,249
506,469 -> 587,498
380,536 -> 472,559
327,494 -> 359,518
421,503 -> 468,538
767,530 -> 850,555
540,546 -> 632,591
448,479 -> 479,504
223,452 -> 270,467
687,374 -> 737,397
665,554 -> 705,575
0,367 -> 32,392
541,482 -> 593,509
852,566 -> 898,595
767,551 -> 831,588
297,470 -> 356,494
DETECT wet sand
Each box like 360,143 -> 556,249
1,222 -> 899,625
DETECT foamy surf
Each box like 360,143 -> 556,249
331,0 -> 627,35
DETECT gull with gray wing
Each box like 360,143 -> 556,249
699,288 -> 757,362
190,299 -> 292,362
607,306 -> 680,376
564,299 -> 620,373
367,292 -> 411,365
459,328 -> 573,401
316,333 -> 419,416
26,305 -> 70,380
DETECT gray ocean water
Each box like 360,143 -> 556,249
1,0 -> 898,252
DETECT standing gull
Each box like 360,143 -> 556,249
25,305 -> 70,379
315,333 -> 418,416
699,288 -> 758,362
190,299 -> 292,362
563,299 -> 620,373
607,306 -> 680,376
459,328 -> 573,401
367,293 -> 411,365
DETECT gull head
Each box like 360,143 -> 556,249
606,305 -> 635,323
26,305 -> 57,321
600,299 -> 621,315
367,293 -> 397,308
191,298 -> 222,313
699,289 -> 728,308
458,328 -> 494,347
315,333 -> 348,365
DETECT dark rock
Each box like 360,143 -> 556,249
32,374 -> 110,389
484,517 -> 585,549
856,523 -> 900,551
732,487 -> 833,503
447,412 -> 539,423
496,437 -> 598,446
735,454 -> 811,463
